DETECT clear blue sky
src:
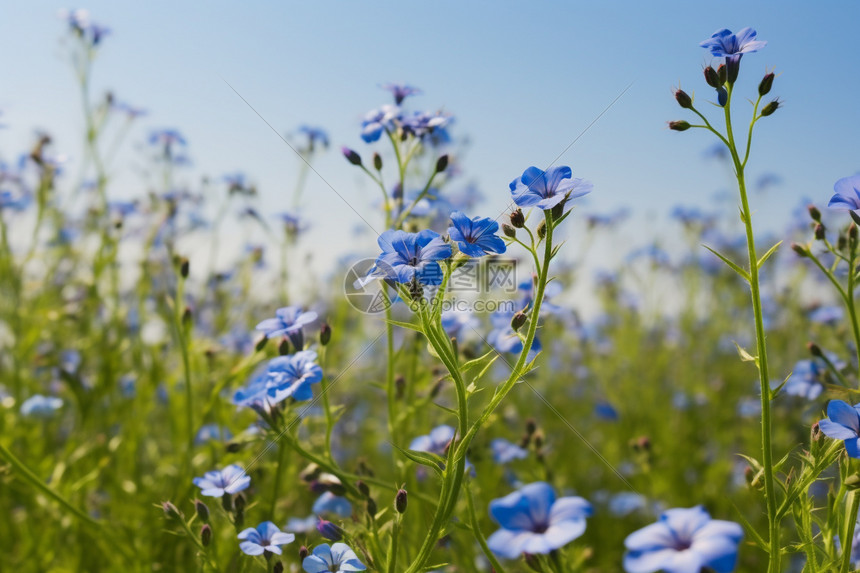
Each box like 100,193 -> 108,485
2,1 -> 858,276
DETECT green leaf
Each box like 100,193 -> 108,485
733,342 -> 757,364
757,240 -> 783,268
384,318 -> 424,333
703,244 -> 750,282
729,501 -> 768,552
391,444 -> 445,476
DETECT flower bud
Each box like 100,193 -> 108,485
551,198 -> 567,220
850,223 -> 858,241
807,341 -> 823,358
342,146 -> 362,166
674,89 -> 693,109
278,338 -> 290,356
182,307 -> 193,327
536,220 -> 547,240
502,223 -> 516,238
814,223 -> 825,241
808,205 -> 821,222
526,418 -> 537,435
373,152 -> 383,171
366,497 -> 378,517
510,311 -> 527,332
395,488 -> 408,514
356,480 -> 370,498
510,208 -> 525,228
668,120 -> 691,132
273,562 -> 284,573
255,335 -> 268,352
394,374 -> 405,400
234,493 -> 246,513
811,421 -> 822,444
195,499 -> 210,523
435,154 -> 449,173
790,242 -> 808,257
299,546 -> 309,560
704,66 -> 721,88
717,64 -> 727,85
317,518 -> 344,541
200,524 -> 212,546
760,98 -> 781,117
226,441 -> 242,453
162,501 -> 182,520
758,72 -> 775,96
179,257 -> 190,279
319,322 -> 331,346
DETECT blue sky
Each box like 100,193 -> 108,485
2,1 -> 859,277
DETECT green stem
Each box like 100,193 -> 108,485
842,491 -> 860,573
387,515 -> 402,573
466,484 -> 506,573
724,84 -> 780,572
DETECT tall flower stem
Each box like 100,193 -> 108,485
723,84 -> 780,571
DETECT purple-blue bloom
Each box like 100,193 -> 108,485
782,360 -> 824,400
360,105 -> 400,143
381,83 -> 421,105
828,175 -> 860,213
193,464 -> 250,498
624,506 -> 743,573
699,28 -> 767,61
447,211 -> 506,257
312,492 -> 353,518
234,350 -> 323,408
410,424 -> 455,455
297,125 -> 329,150
237,521 -> 295,556
302,542 -> 366,572
819,400 -> 860,457
490,438 -> 528,464
509,166 -> 591,211
256,305 -> 318,349
370,229 -> 451,285
20,394 -> 63,417
487,482 -> 592,559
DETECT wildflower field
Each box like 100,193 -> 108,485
3,6 -> 860,573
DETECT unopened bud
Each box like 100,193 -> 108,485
299,546 -> 309,560
674,89 -> 693,109
807,341 -> 823,358
717,87 -> 728,107
758,72 -> 775,96
395,488 -> 408,514
811,421 -> 822,443
533,430 -> 545,449
182,307 -> 193,327
195,500 -> 210,523
162,501 -> 182,520
179,257 -> 190,278
342,146 -> 362,166
234,493 -> 246,513
278,338 -> 290,356
200,524 -> 212,546
226,441 -> 242,453
395,374 -> 405,400
814,223 -> 825,241
551,198 -> 567,220
510,311 -> 527,332
536,220 -> 547,240
850,223 -> 858,241
373,152 -> 383,171
356,480 -> 370,498
502,223 -> 516,238
255,336 -> 268,352
704,66 -> 721,88
435,154 -> 449,173
526,418 -> 537,435
808,205 -> 821,222
791,242 -> 808,257
366,497 -> 378,517
760,98 -> 781,117
510,208 -> 525,228
668,120 -> 691,132
319,322 -> 331,346
317,518 -> 343,541
273,562 -> 284,573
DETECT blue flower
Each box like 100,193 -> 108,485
312,492 -> 353,518
297,125 -> 329,150
829,175 -> 860,213
256,305 -> 318,350
490,438 -> 528,464
148,129 -> 187,149
699,28 -> 767,61
410,425 -> 455,455
360,105 -> 400,143
381,83 -> 421,105
623,506 -> 743,573
447,211 -> 506,257
370,229 -> 451,285
487,482 -> 592,559
302,542 -> 366,572
819,400 -> 860,457
509,166 -> 591,211
20,394 -> 63,417
782,360 -> 824,400
441,309 -> 480,339
809,305 -> 843,324
487,310 -> 541,356
286,514 -> 319,534
234,351 -> 323,408
193,464 -> 250,497
237,521 -> 295,556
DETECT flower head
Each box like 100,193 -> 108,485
369,229 -> 451,285
360,105 -> 400,143
819,400 -> 860,457
828,175 -> 860,213
509,166 -> 591,211
256,305 -> 318,350
487,482 -> 592,559
447,211 -> 506,257
297,125 -> 329,151
312,492 -> 353,518
409,425 -> 455,455
623,506 -> 743,573
699,28 -> 767,61
381,83 -> 422,105
490,438 -> 528,464
237,521 -> 295,556
302,542 -> 366,572
20,394 -> 63,417
193,464 -> 250,498
233,351 -> 323,409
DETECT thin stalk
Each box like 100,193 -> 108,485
842,491 -> 860,573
